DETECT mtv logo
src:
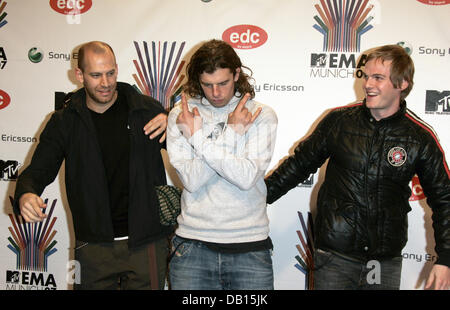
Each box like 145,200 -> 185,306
0,160 -> 20,180
311,53 -> 327,67
6,271 -> 20,283
425,90 -> 450,112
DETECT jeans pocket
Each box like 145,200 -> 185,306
249,249 -> 273,267
170,236 -> 193,259
313,248 -> 334,271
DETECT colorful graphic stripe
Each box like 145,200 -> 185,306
313,0 -> 374,52
294,211 -> 315,290
7,197 -> 58,272
132,41 -> 186,110
0,0 -> 7,29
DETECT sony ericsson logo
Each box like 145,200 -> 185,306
5,197 -> 58,290
0,0 -> 8,29
28,47 -> 78,63
131,41 -> 186,111
28,47 -> 44,63
397,41 -> 413,55
310,0 -> 379,79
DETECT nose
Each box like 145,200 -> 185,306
212,85 -> 220,98
100,74 -> 110,87
364,77 -> 374,89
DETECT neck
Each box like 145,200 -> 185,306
86,90 -> 118,113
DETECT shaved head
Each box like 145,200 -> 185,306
77,41 -> 116,71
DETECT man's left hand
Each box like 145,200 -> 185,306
227,93 -> 262,135
425,264 -> 450,290
144,113 -> 168,143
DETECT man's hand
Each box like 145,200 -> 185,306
227,93 -> 262,135
176,93 -> 202,139
144,113 -> 168,143
19,193 -> 47,223
425,264 -> 450,290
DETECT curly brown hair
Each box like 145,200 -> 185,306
183,39 -> 255,99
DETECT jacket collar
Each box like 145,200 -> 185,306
68,81 -> 150,115
362,98 -> 407,123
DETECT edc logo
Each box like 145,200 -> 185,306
0,89 -> 11,110
417,0 -> 449,4
222,25 -> 268,49
409,175 -> 426,201
49,0 -> 92,15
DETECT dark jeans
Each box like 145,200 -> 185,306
313,249 -> 402,290
73,237 -> 169,290
169,235 -> 274,290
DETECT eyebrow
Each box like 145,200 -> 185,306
89,69 -> 116,76
200,78 -> 230,86
363,72 -> 386,78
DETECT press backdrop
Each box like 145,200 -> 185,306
1,0 -> 449,290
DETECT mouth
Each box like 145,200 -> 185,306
211,98 -> 225,105
98,88 -> 113,97
365,91 -> 378,99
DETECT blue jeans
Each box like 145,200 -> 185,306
169,236 -> 274,290
313,249 -> 402,290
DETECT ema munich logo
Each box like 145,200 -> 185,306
309,0 -> 378,79
5,197 -> 58,290
131,41 -> 186,111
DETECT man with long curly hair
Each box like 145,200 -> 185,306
167,39 -> 278,290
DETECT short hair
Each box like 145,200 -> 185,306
366,44 -> 414,101
77,41 -> 116,71
183,39 -> 255,99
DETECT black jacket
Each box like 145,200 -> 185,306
266,101 -> 450,266
14,82 -> 173,248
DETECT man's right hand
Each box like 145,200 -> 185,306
176,93 -> 202,139
19,193 -> 47,222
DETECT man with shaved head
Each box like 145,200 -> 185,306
13,41 -> 172,290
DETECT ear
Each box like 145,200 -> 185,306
400,79 -> 409,91
234,68 -> 241,82
75,68 -> 84,84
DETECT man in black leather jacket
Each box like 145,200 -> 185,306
13,41 -> 172,289
265,45 -> 449,290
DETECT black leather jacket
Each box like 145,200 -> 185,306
14,82 -> 173,248
266,101 -> 450,266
